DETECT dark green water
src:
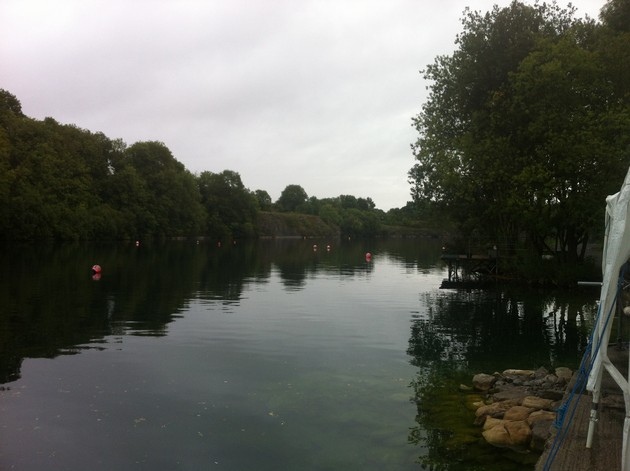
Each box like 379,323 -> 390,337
0,239 -> 598,470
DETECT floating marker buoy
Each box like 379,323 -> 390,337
313,244 -> 318,251
91,264 -> 102,274
92,273 -> 101,281
365,252 -> 372,262
326,245 -> 331,251
135,240 -> 140,247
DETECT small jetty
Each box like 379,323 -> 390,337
440,249 -> 501,289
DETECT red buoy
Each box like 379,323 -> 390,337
365,252 -> 372,262
91,264 -> 102,274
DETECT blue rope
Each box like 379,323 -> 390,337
542,267 -> 625,470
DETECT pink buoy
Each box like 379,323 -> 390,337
91,264 -> 102,274
365,252 -> 372,262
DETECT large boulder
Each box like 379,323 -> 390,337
527,410 -> 557,426
473,373 -> 497,392
492,383 -> 530,402
503,405 -> 535,421
482,420 -> 532,449
475,399 -> 520,424
555,367 -> 573,384
522,396 -> 554,410
482,416 -> 505,431
503,369 -> 535,377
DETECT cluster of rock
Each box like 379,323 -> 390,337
462,366 -> 573,453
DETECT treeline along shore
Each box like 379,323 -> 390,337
0,90 -> 436,243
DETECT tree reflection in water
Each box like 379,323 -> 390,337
407,288 -> 597,470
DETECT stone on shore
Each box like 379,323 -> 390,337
492,385 -> 529,402
555,367 -> 573,383
482,420 -> 532,449
522,396 -> 554,411
475,399 -> 520,425
466,366 -> 572,453
503,369 -> 535,377
527,410 -> 557,426
504,405 -> 535,421
482,416 -> 505,431
472,373 -> 497,391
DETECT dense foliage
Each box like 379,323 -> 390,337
0,91 -> 389,241
409,0 -> 630,262
0,93 -> 205,241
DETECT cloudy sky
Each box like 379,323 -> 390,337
1,0 -> 605,210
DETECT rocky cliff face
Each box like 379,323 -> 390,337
256,211 -> 340,238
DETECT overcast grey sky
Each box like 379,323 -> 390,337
1,0 -> 605,210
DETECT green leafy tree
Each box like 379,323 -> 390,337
596,0 -> 630,104
319,203 -> 342,226
600,0 -> 630,32
3,115 -> 99,239
197,170 -> 258,239
338,194 -> 358,209
103,144 -> 155,239
254,189 -> 272,211
126,141 -> 204,237
276,184 -> 308,212
502,33 -> 630,260
409,1 -> 630,261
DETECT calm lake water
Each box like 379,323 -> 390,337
0,239 -> 599,470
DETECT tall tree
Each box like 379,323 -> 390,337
126,141 -> 204,237
600,0 -> 630,32
502,33 -> 630,260
409,1 -> 630,260
254,189 -> 272,211
276,184 -> 308,212
197,170 -> 257,239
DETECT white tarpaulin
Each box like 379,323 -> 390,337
586,166 -> 630,470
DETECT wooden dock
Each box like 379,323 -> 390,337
536,347 -> 627,470
440,253 -> 500,288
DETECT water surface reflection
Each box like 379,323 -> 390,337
407,288 -> 597,470
0,239 -> 598,470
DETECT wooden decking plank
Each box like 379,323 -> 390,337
537,349 -> 627,471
